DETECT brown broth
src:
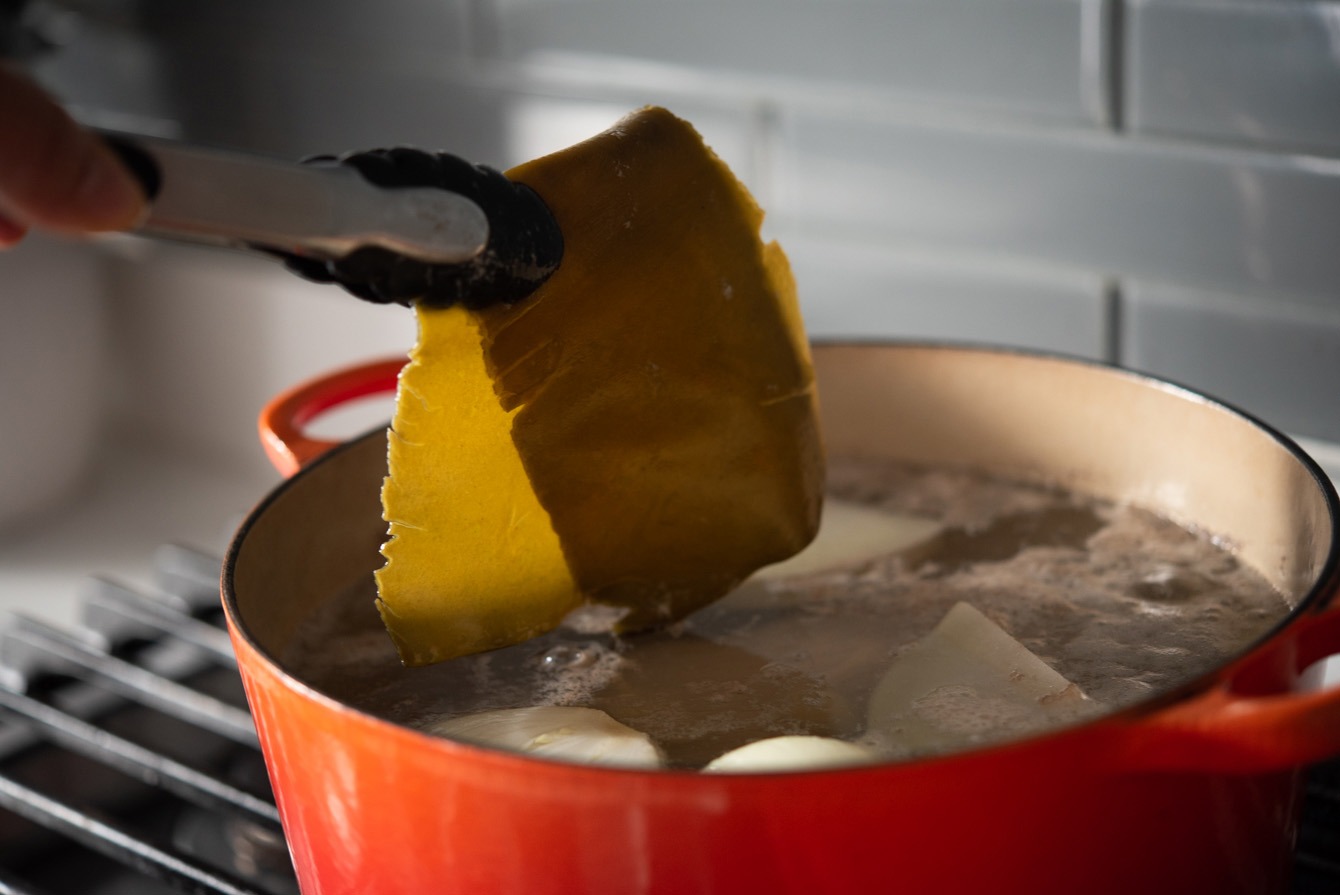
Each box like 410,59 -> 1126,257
282,459 -> 1290,768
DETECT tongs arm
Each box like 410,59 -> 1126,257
104,133 -> 489,265
102,133 -> 562,309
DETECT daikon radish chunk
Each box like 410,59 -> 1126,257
703,735 -> 877,773
866,602 -> 1095,755
429,706 -> 663,769
715,499 -> 939,613
754,498 -> 940,580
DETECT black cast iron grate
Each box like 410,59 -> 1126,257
0,544 -> 1333,893
0,546 -> 295,894
1295,760 -> 1340,895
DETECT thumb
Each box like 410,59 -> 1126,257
0,65 -> 147,236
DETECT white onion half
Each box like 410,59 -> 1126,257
703,735 -> 877,773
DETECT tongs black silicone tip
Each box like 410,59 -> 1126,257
280,148 -> 564,310
104,134 -> 563,310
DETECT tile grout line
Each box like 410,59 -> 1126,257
751,99 -> 783,214
1107,0 -> 1126,133
1083,0 -> 1125,132
1104,277 -> 1124,365
463,0 -> 497,63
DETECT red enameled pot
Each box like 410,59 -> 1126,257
223,343 -> 1340,895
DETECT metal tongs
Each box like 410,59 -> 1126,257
101,132 -> 564,309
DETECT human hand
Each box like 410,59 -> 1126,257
0,63 -> 146,248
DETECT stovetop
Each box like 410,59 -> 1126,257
0,545 -> 294,894
0,543 -> 1329,894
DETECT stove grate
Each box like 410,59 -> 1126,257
0,546 -> 295,895
0,773 -> 266,895
1293,762 -> 1340,895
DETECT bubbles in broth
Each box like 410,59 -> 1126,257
283,458 -> 1291,769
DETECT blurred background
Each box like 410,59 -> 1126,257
4,0 -> 1340,618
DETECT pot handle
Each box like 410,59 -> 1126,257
1112,602 -> 1340,772
258,357 -> 406,477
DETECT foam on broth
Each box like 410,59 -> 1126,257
283,458 -> 1290,768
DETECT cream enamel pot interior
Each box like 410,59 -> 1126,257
224,343 -> 1340,895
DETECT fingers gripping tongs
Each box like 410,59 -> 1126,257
102,133 -> 564,309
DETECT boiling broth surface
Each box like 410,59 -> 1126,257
283,459 -> 1290,768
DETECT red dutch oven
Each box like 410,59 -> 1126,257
223,343 -> 1340,895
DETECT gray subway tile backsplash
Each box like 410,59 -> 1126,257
1128,0 -> 1340,156
776,109 -> 1340,308
487,0 -> 1099,125
781,235 -> 1110,360
495,94 -> 764,187
27,0 -> 1340,443
1122,281 -> 1340,442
